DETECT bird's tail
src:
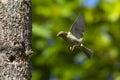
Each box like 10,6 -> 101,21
80,44 -> 93,58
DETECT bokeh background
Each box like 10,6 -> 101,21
32,0 -> 120,80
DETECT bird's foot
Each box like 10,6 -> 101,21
70,45 -> 79,51
70,46 -> 74,51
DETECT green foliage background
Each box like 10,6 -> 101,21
32,0 -> 120,80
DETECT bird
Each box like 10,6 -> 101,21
57,15 -> 93,58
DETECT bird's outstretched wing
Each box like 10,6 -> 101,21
70,15 -> 85,39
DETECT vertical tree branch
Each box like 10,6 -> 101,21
0,0 -> 32,80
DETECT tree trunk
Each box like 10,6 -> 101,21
0,0 -> 32,80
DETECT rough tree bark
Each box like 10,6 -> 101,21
0,0 -> 32,80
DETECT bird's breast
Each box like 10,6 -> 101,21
67,32 -> 83,43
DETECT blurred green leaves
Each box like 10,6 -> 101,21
33,24 -> 52,39
101,1 -> 120,22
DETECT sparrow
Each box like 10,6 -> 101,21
57,15 -> 93,58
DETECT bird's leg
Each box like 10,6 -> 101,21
70,44 -> 79,51
70,46 -> 73,51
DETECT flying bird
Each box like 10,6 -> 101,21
57,15 -> 93,58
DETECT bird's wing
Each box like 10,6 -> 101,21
70,15 -> 84,39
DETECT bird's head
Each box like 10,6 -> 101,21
57,31 -> 67,37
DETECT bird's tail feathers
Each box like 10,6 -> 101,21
81,44 -> 93,58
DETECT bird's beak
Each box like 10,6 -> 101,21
56,33 -> 60,37
56,31 -> 66,37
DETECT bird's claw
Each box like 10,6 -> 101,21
70,45 -> 79,51
70,46 -> 74,51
